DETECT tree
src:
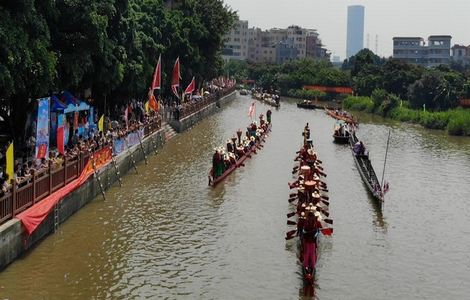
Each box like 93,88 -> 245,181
381,59 -> 423,100
0,0 -> 57,140
408,71 -> 459,110
342,49 -> 385,77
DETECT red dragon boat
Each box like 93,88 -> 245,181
285,125 -> 333,286
208,120 -> 271,187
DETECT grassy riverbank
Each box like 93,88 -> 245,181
344,96 -> 470,136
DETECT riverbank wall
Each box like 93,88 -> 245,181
0,130 -> 166,270
168,91 -> 236,132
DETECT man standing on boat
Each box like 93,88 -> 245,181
212,148 -> 223,178
266,110 -> 272,123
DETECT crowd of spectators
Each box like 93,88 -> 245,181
0,78 -> 234,198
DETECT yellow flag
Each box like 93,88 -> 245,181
98,115 -> 104,132
144,101 -> 149,113
6,142 -> 14,181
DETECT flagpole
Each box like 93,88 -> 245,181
380,129 -> 391,196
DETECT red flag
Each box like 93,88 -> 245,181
57,127 -> 64,155
184,77 -> 196,95
248,101 -> 256,118
151,54 -> 162,90
171,57 -> 181,98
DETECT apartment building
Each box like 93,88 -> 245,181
451,44 -> 470,65
222,20 -> 329,64
222,20 -> 249,61
392,35 -> 452,67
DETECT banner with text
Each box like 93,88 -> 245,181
35,97 -> 50,159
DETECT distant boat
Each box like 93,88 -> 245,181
325,108 -> 357,125
332,121 -> 351,144
297,100 -> 322,110
239,89 -> 248,96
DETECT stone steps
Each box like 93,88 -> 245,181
162,122 -> 178,141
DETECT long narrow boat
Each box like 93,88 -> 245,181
208,122 -> 271,186
349,134 -> 384,204
297,101 -> 322,110
252,93 -> 280,108
285,129 -> 333,287
325,108 -> 357,125
333,134 -> 350,144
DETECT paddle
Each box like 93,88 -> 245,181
316,207 -> 329,217
286,229 -> 297,236
321,228 -> 333,236
321,195 -> 329,200
289,192 -> 298,198
288,197 -> 297,203
285,234 -> 296,240
287,212 -> 296,218
321,199 -> 330,206
288,219 -> 333,226
287,220 -> 297,225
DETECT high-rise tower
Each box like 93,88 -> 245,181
346,5 -> 365,58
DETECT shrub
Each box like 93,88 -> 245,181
343,96 -> 374,112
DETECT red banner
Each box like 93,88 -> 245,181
16,147 -> 112,235
57,126 -> 65,155
304,85 -> 353,95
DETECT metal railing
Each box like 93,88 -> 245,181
0,118 -> 161,225
178,86 -> 236,119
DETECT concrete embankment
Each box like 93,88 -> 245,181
0,90 -> 236,271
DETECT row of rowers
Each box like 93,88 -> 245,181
211,118 -> 270,178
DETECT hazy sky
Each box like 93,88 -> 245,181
223,0 -> 470,59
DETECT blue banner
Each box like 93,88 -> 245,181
35,97 -> 50,159
113,129 -> 145,156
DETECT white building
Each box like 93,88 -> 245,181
222,20 -> 329,64
222,20 -> 249,61
392,35 -> 452,67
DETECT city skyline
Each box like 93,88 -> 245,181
223,0 -> 470,59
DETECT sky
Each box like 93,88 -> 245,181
223,0 -> 470,60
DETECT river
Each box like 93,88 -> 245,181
1,95 -> 470,299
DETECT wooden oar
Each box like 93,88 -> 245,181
286,229 -> 296,236
288,219 -> 333,226
321,228 -> 333,236
287,212 -> 296,218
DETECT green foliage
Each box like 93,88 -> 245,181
447,110 -> 470,136
347,95 -> 470,136
407,70 -> 461,111
343,96 -> 374,112
286,89 -> 326,100
342,49 -> 385,76
0,0 -> 236,138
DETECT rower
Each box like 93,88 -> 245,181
266,110 -> 272,123
212,148 -> 223,178
353,140 -> 366,156
301,208 -> 322,273
226,139 -> 234,153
